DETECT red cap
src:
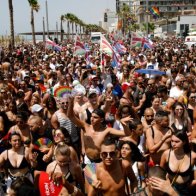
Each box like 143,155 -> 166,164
121,82 -> 135,92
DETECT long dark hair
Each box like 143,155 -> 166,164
119,140 -> 145,162
172,130 -> 190,154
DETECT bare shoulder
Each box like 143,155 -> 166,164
121,159 -> 131,169
162,149 -> 170,158
191,151 -> 196,160
46,161 -> 56,173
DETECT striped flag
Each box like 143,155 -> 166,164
100,34 -> 121,67
113,42 -> 127,54
46,38 -> 62,52
131,32 -> 153,49
74,35 -> 86,55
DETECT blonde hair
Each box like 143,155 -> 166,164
55,142 -> 70,157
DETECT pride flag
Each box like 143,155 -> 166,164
149,6 -> 160,19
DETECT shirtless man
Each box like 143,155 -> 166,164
146,110 -> 172,165
67,96 -> 132,163
142,108 -> 154,132
88,138 -> 137,196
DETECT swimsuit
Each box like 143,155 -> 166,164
166,149 -> 193,196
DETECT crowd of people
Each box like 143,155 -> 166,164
0,35 -> 195,196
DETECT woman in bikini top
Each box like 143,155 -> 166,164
0,132 -> 37,192
160,130 -> 196,195
46,143 -> 84,192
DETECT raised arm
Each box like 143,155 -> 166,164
107,116 -> 132,137
67,96 -> 86,129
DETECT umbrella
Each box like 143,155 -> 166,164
135,68 -> 165,76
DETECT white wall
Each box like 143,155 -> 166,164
176,15 -> 196,34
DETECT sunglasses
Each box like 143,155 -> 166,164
101,151 -> 116,159
61,102 -> 68,105
190,96 -> 196,99
147,83 -> 154,86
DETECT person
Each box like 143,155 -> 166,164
160,130 -> 196,195
46,142 -> 84,192
120,82 -> 135,106
79,89 -> 99,124
7,176 -> 39,196
169,75 -> 185,100
147,166 -> 179,196
119,140 -> 146,189
146,110 -> 172,165
45,127 -> 79,164
0,132 -> 37,192
169,101 -> 192,133
28,115 -> 53,171
141,108 -> 155,132
113,104 -> 138,131
8,112 -> 31,147
67,96 -> 132,163
187,92 -> 196,125
88,138 -> 137,196
51,97 -> 80,152
151,95 -> 162,115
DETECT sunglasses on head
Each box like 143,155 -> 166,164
101,151 -> 116,159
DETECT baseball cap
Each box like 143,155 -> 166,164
91,75 -> 98,81
121,82 -> 135,92
88,89 -> 97,97
31,104 -> 43,113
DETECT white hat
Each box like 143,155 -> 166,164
31,104 -> 43,113
88,89 -> 97,97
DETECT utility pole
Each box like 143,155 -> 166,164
45,0 -> 49,38
43,17 -> 46,43
146,0 -> 149,37
56,21 -> 58,41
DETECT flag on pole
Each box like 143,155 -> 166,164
131,32 -> 153,49
46,38 -> 62,52
100,34 -> 121,67
100,34 -> 114,57
113,42 -> 127,54
149,6 -> 160,19
74,35 -> 86,55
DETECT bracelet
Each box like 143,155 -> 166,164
69,186 -> 78,196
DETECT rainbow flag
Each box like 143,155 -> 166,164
149,6 -> 160,19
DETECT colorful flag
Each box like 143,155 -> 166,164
100,34 -> 121,68
131,32 -> 153,49
74,35 -> 86,55
149,6 -> 160,19
46,38 -> 62,52
113,42 -> 127,54
100,34 -> 114,57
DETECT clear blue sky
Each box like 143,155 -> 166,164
0,0 -> 115,35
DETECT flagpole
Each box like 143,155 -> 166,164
100,34 -> 103,73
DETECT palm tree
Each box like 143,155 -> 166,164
66,13 -> 79,38
64,14 -> 70,39
8,0 -> 14,49
142,23 -> 155,33
117,3 -> 137,35
60,15 -> 65,42
28,0 -> 40,45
